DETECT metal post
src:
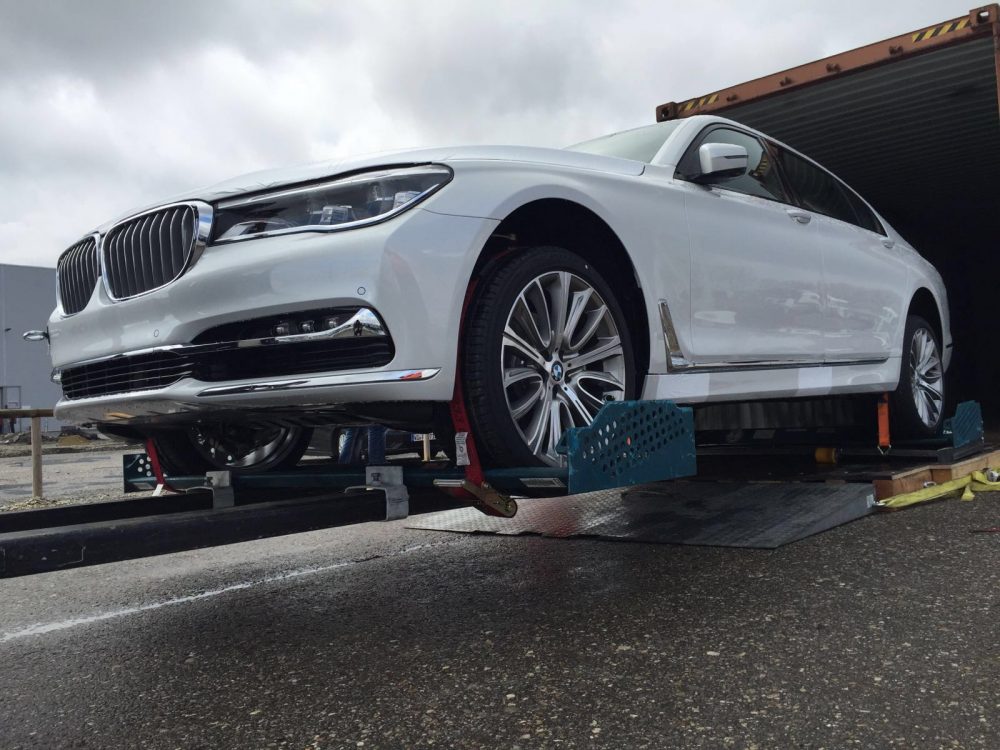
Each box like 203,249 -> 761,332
365,465 -> 408,520
422,433 -> 432,462
30,415 -> 42,499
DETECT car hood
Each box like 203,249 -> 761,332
96,145 -> 645,230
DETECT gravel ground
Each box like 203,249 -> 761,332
0,445 -> 151,510
0,437 -> 134,459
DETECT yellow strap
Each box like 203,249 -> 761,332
879,470 -> 1000,509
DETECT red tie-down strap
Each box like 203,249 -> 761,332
144,437 -> 177,494
449,376 -> 486,486
447,276 -> 516,518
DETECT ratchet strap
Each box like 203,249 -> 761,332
877,393 -> 891,453
879,469 -> 1000,509
446,278 -> 518,518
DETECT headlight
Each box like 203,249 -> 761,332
212,164 -> 453,243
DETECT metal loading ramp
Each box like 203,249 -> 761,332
409,482 -> 876,549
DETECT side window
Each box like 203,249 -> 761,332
840,185 -> 885,235
770,145 -> 858,226
677,128 -> 788,203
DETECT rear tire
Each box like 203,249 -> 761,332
891,314 -> 945,438
151,424 -> 312,475
462,247 -> 637,467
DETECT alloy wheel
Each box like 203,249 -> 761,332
500,270 -> 627,466
190,424 -> 302,469
908,328 -> 944,430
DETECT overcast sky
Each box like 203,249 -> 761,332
0,0 -> 965,267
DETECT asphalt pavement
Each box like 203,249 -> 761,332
1,487 -> 998,749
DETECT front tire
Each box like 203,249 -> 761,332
151,424 -> 312,475
891,314 -> 945,438
462,247 -> 637,467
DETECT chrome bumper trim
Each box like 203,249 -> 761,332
250,308 -> 386,345
196,368 -> 440,397
54,367 -> 443,425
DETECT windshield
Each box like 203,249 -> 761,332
567,121 -> 682,163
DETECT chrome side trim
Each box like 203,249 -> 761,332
677,357 -> 889,374
658,299 -> 695,370
100,201 -> 214,302
59,308 -> 388,370
196,368 -> 440,397
657,299 -> 887,373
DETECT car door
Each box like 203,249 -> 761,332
676,126 -> 827,364
768,143 -> 905,362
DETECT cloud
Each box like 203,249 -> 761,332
0,0 -> 964,266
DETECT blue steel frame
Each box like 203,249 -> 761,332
124,400 -> 698,498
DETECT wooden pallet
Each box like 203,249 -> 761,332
871,465 -> 936,500
929,448 -> 1000,483
870,448 -> 1000,499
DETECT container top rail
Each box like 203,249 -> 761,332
657,4 -> 999,122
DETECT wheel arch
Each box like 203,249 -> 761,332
907,287 -> 943,343
471,198 -> 651,385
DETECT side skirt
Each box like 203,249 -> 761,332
642,357 -> 902,404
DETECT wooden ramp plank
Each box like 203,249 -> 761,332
929,448 -> 1000,483
872,466 -> 935,500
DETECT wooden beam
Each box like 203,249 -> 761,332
30,415 -> 43,499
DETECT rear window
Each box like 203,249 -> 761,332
771,146 -> 858,226
568,122 -> 681,163
840,186 -> 885,235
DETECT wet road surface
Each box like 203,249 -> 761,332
1,494 -> 998,748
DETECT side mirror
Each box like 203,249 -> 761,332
692,142 -> 749,183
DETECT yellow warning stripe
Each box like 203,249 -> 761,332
681,93 -> 719,112
911,17 -> 969,43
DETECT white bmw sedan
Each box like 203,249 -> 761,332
46,115 -> 950,472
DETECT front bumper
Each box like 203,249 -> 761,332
48,207 -> 500,424
54,366 -> 442,426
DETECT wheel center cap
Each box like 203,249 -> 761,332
551,361 -> 564,382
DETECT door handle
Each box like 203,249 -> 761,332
785,208 -> 811,224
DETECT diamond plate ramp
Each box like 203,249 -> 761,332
410,482 -> 877,549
